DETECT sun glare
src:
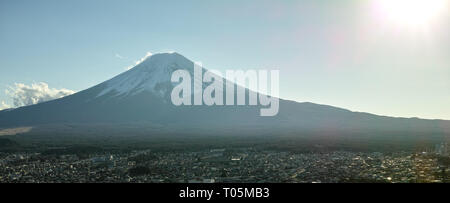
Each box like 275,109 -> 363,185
375,0 -> 447,28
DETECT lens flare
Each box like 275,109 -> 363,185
375,0 -> 447,27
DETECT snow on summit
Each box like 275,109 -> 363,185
98,52 -> 195,98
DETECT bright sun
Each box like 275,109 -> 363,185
375,0 -> 447,27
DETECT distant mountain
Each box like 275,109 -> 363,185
0,52 -> 449,146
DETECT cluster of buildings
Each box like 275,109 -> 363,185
0,145 -> 448,183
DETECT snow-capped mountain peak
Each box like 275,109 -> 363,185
97,52 -> 195,98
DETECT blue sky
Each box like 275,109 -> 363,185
0,0 -> 449,119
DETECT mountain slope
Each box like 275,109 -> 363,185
0,52 -> 449,144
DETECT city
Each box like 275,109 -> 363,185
1,143 -> 448,183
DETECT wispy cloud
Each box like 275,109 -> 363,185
5,82 -> 76,107
115,53 -> 126,59
125,52 -> 153,70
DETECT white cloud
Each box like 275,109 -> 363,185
5,82 -> 76,107
115,53 -> 125,59
0,101 -> 11,110
123,51 -> 180,70
125,52 -> 153,70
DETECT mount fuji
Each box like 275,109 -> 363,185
0,52 -> 449,149
0,53 -> 274,127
